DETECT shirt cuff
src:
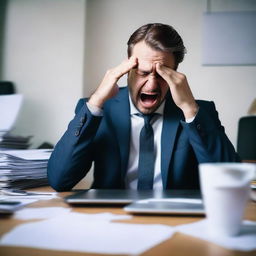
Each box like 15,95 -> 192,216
86,102 -> 103,116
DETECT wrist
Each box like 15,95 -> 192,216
88,93 -> 105,109
182,102 -> 199,119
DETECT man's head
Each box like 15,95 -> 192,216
127,23 -> 186,114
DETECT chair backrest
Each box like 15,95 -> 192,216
0,81 -> 15,95
237,116 -> 256,161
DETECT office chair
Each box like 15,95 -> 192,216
237,116 -> 256,162
0,81 -> 15,95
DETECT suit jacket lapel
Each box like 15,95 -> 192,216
109,87 -> 131,180
161,93 -> 183,189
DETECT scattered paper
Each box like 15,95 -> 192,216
0,212 -> 174,255
59,212 -> 133,222
0,199 -> 37,214
0,192 -> 57,201
175,219 -> 256,251
0,94 -> 23,133
14,207 -> 71,220
15,209 -> 132,222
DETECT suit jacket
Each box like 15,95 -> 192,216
47,87 -> 239,191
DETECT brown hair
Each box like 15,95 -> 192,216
127,23 -> 186,69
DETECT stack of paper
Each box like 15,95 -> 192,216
0,133 -> 32,149
0,149 -> 52,189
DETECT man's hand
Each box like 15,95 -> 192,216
88,57 -> 137,108
156,63 -> 198,119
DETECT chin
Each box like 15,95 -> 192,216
138,106 -> 157,115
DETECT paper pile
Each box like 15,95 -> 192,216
0,149 -> 52,189
0,134 -> 32,149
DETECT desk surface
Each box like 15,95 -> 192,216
0,187 -> 256,256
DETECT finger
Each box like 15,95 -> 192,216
156,63 -> 184,86
113,57 -> 138,79
156,63 -> 174,83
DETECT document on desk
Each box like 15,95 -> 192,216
175,219 -> 256,251
14,207 -> 71,220
0,149 -> 52,189
0,211 -> 175,255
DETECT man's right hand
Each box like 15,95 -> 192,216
88,57 -> 137,108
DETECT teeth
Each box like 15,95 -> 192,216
140,93 -> 158,103
141,93 -> 158,96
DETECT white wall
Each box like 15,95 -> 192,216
2,0 -> 255,148
84,0 -> 256,148
1,0 -> 256,189
2,0 -> 86,147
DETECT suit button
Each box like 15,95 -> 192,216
75,130 -> 80,136
80,117 -> 85,123
79,116 -> 86,127
196,124 -> 201,130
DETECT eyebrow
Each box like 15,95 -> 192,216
136,68 -> 152,73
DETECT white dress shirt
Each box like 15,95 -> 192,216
86,94 -> 196,190
125,96 -> 165,189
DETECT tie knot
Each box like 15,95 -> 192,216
142,113 -> 155,126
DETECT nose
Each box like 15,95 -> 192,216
144,74 -> 158,90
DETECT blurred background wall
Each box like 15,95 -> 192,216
1,0 -> 86,147
1,0 -> 255,149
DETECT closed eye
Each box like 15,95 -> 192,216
136,70 -> 150,77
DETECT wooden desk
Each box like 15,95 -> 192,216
0,188 -> 256,256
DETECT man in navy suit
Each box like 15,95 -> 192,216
47,23 -> 239,191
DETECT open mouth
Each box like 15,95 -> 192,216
140,92 -> 158,106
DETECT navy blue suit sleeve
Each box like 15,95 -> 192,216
180,101 -> 240,163
47,99 -> 102,191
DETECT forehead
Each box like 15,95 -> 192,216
131,41 -> 175,71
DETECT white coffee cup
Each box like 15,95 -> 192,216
199,163 -> 255,237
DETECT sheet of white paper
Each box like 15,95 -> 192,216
175,219 -> 256,251
0,199 -> 37,213
0,149 -> 52,160
0,94 -> 23,132
0,193 -> 57,201
14,207 -> 71,220
138,198 -> 203,204
57,211 -> 133,222
0,212 -> 174,255
15,209 -> 132,222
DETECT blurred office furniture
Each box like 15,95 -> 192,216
0,81 -> 15,94
237,116 -> 256,162
37,142 -> 54,149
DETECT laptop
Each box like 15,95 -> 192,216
65,189 -> 155,204
124,197 -> 204,215
65,189 -> 204,215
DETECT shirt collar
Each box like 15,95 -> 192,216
128,92 -> 166,116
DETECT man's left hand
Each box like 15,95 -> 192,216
156,63 -> 198,119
